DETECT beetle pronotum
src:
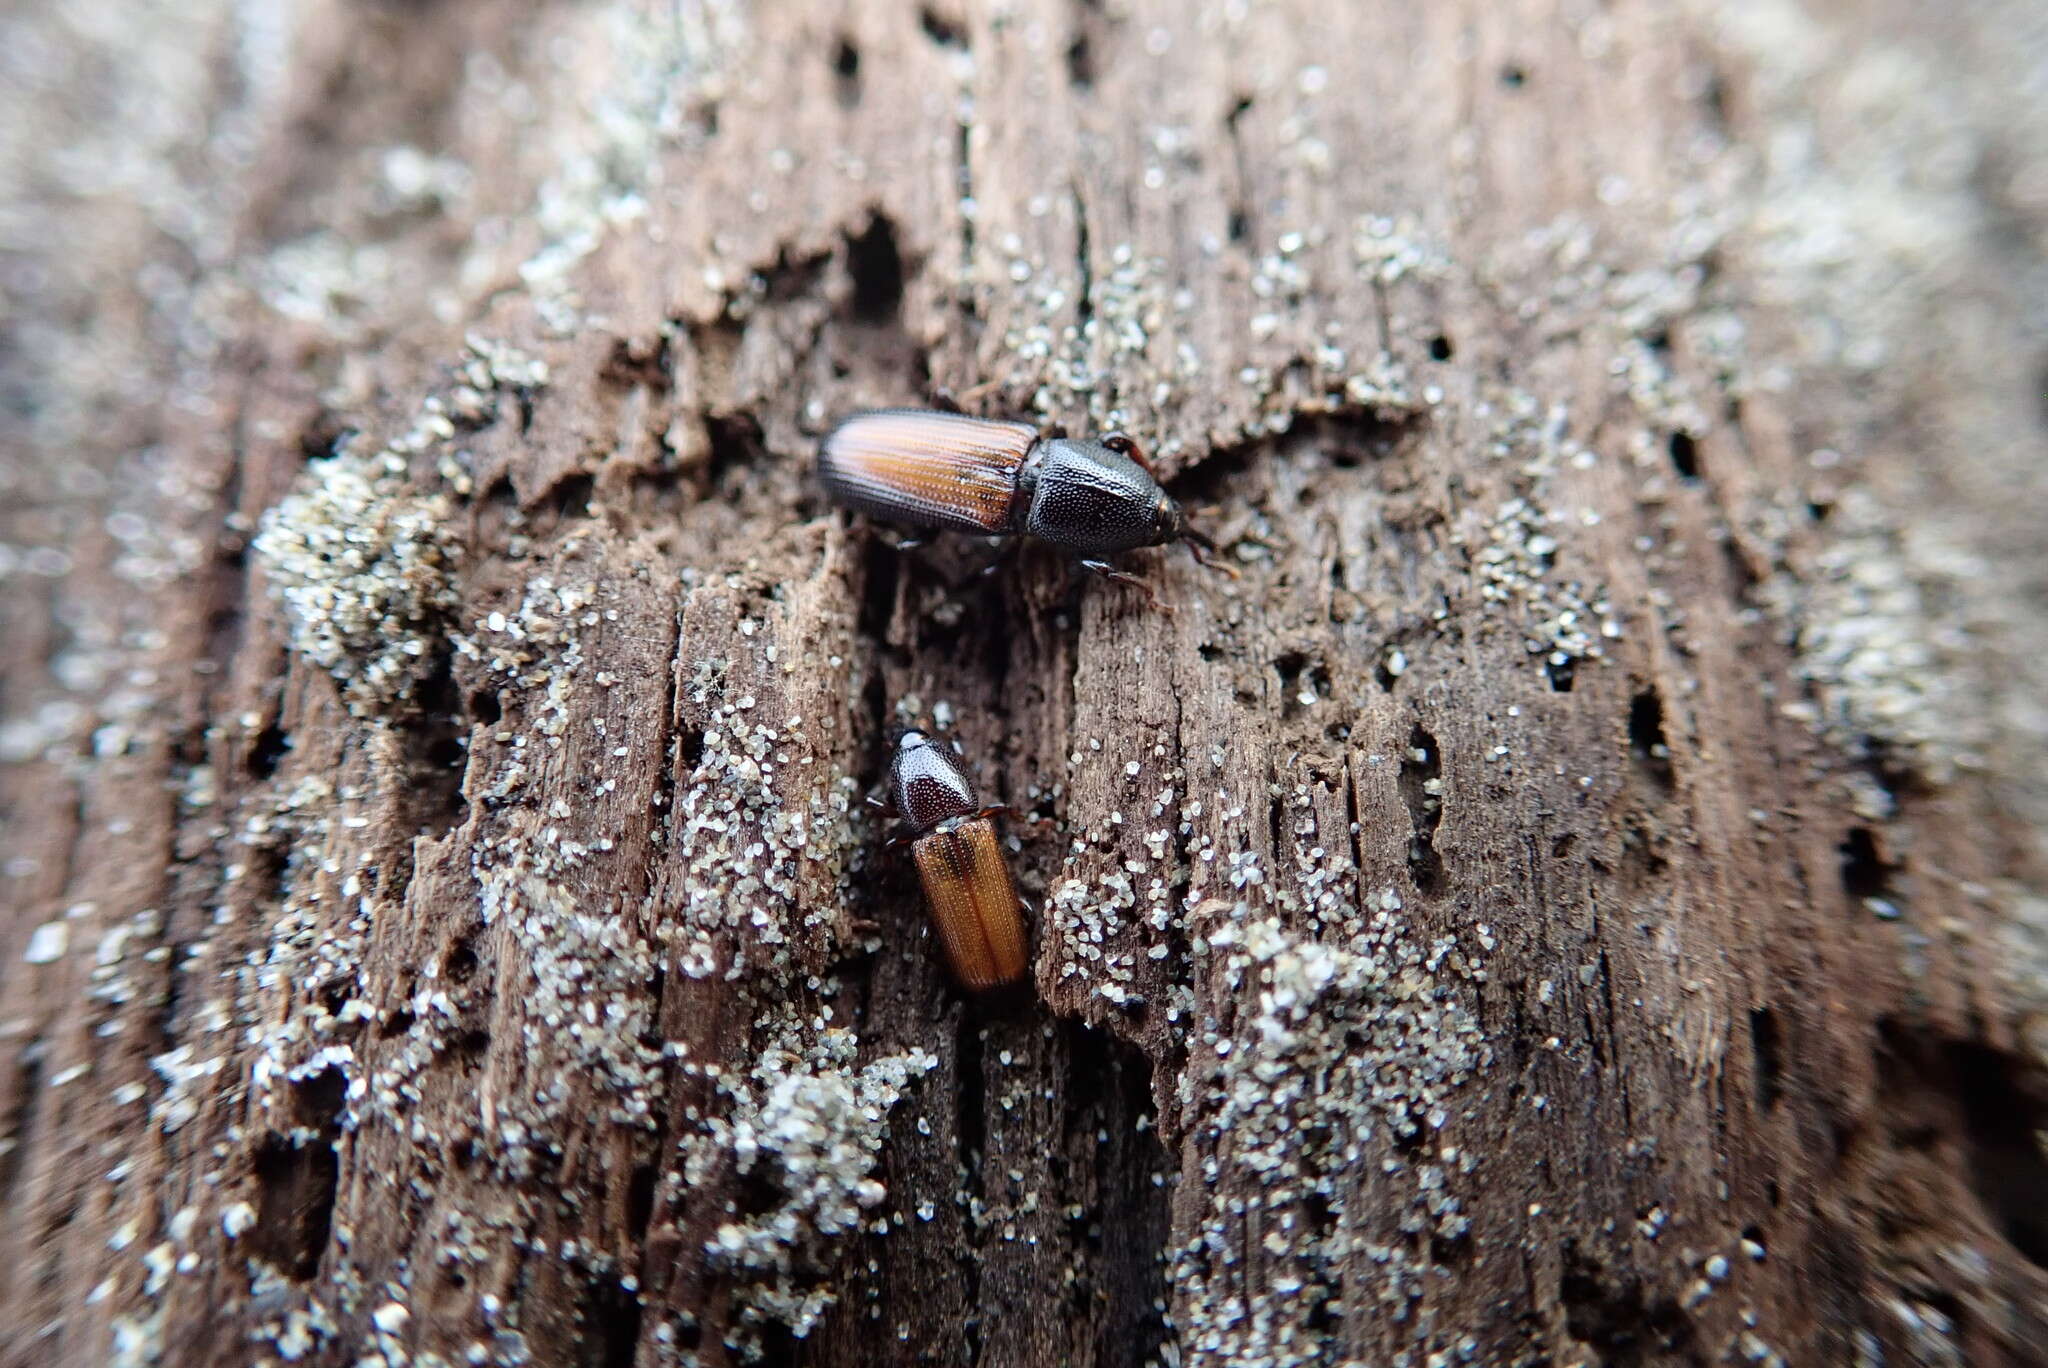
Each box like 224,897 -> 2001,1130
881,728 -> 1031,991
818,408 -> 1229,601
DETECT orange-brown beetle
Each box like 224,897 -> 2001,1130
818,408 -> 1227,600
882,729 -> 1030,991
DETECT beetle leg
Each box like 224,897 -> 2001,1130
1101,431 -> 1156,477
1079,559 -> 1168,611
975,805 -> 1055,836
1183,527 -> 1241,579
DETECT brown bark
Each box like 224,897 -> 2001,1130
4,2 -> 2048,1366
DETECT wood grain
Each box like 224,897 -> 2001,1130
3,1 -> 2047,1365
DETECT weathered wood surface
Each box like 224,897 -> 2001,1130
4,1 -> 2048,1365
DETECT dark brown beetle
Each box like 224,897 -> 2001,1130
818,408 -> 1228,600
880,729 -> 1031,991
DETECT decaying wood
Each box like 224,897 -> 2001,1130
4,1 -> 2048,1365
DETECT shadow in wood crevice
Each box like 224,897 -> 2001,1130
832,35 -> 861,109
1398,722 -> 1446,894
701,412 -> 767,497
1223,94 -> 1255,243
845,214 -> 905,325
399,654 -> 473,840
582,1270 -> 645,1368
1558,1240 -> 1696,1367
1273,650 -> 1329,719
247,720 -> 292,779
1668,431 -> 1701,482
600,332 -> 672,392
1058,1019 -> 1171,1366
1838,825 -> 1902,913
950,1008 -> 988,1365
759,243 -> 832,305
919,5 -> 967,49
249,1134 -> 340,1281
0,1050 -> 42,1198
1749,1005 -> 1784,1110
1627,685 -> 1676,793
246,1064 -> 347,1282
1874,1020 -> 2048,1269
534,470 -> 596,524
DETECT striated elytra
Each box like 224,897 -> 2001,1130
884,728 -> 1030,992
818,408 -> 1227,600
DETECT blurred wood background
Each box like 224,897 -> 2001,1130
3,1 -> 2047,1364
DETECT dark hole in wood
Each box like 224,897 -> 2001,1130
469,689 -> 501,724
248,721 -> 291,779
954,1009 -> 987,1167
1274,650 -> 1327,716
1838,827 -> 1892,901
443,936 -> 479,982
1500,63 -> 1528,88
1547,656 -> 1577,692
379,1009 -> 416,1039
0,1052 -> 42,1197
543,471 -> 596,521
1701,69 -> 1731,129
585,1270 -> 645,1368
1749,1007 -> 1783,1109
847,213 -> 904,323
677,727 -> 705,772
1766,1179 -> 1781,1207
1669,431 -> 1701,481
406,658 -> 471,835
1628,688 -> 1675,791
1056,1021 -> 1173,1365
832,36 -> 861,110
1398,722 -> 1446,894
856,532 -> 903,649
919,5 -> 966,48
703,412 -> 765,492
297,411 -> 351,461
1428,334 -> 1454,361
601,333 -> 671,390
627,1162 -> 659,1242
1944,1041 -> 2048,1267
1224,95 -> 1254,243
292,1065 -> 347,1132
1066,33 -> 1094,89
250,1133 -> 340,1280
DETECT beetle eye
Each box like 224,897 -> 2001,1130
1104,434 -> 1134,455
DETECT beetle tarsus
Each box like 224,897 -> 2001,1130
975,804 -> 1055,836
